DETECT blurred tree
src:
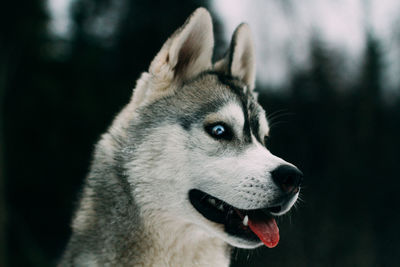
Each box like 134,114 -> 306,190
355,35 -> 400,267
3,0 -> 217,266
0,50 -> 6,267
1,0 -> 49,265
356,35 -> 381,153
0,34 -> 7,267
2,0 -> 400,266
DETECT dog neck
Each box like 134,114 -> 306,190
133,215 -> 231,266
67,144 -> 231,266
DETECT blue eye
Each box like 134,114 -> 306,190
212,125 -> 225,136
205,123 -> 233,140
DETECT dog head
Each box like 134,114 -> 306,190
118,8 -> 303,249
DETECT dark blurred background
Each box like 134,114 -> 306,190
0,0 -> 399,266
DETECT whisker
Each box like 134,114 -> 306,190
266,109 -> 289,120
268,112 -> 294,123
297,194 -> 306,203
268,120 -> 290,129
246,250 -> 250,261
267,110 -> 294,123
234,248 -> 239,262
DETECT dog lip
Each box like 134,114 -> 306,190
264,192 -> 299,215
188,189 -> 284,217
188,189 -> 236,224
264,206 -> 282,214
188,189 -> 280,245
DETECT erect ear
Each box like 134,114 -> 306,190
149,8 -> 214,84
214,23 -> 256,90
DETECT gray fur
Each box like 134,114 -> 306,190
60,8 -> 300,267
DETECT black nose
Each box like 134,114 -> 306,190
271,165 -> 303,195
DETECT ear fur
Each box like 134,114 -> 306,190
149,8 -> 214,84
214,23 -> 256,90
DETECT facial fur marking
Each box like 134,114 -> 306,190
62,8 -> 302,266
180,71 -> 265,144
203,103 -> 245,140
204,72 -> 265,144
248,101 -> 261,143
210,72 -> 252,143
177,99 -> 227,130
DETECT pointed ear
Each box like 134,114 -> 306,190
149,8 -> 214,83
214,23 -> 256,90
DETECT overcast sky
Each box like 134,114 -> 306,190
212,0 -> 400,91
47,0 -> 73,37
48,0 -> 400,91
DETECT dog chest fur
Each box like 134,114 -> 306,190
60,7 -> 302,266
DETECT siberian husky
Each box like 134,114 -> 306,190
60,8 -> 303,267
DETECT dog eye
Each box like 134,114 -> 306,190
205,123 -> 233,140
212,125 -> 225,135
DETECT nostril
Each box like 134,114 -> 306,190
271,165 -> 303,194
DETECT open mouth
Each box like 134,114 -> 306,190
189,189 -> 283,248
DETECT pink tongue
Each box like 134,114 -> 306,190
247,214 -> 280,248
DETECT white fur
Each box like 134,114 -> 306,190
63,8 -> 301,267
258,109 -> 270,138
120,9 -> 300,263
214,23 -> 256,90
125,99 -> 299,252
72,187 -> 95,233
135,7 -> 214,107
229,24 -> 256,90
204,102 -> 245,138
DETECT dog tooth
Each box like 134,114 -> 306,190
243,215 -> 248,226
217,204 -> 224,211
208,198 -> 216,206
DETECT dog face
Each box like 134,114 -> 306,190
123,8 -> 302,249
